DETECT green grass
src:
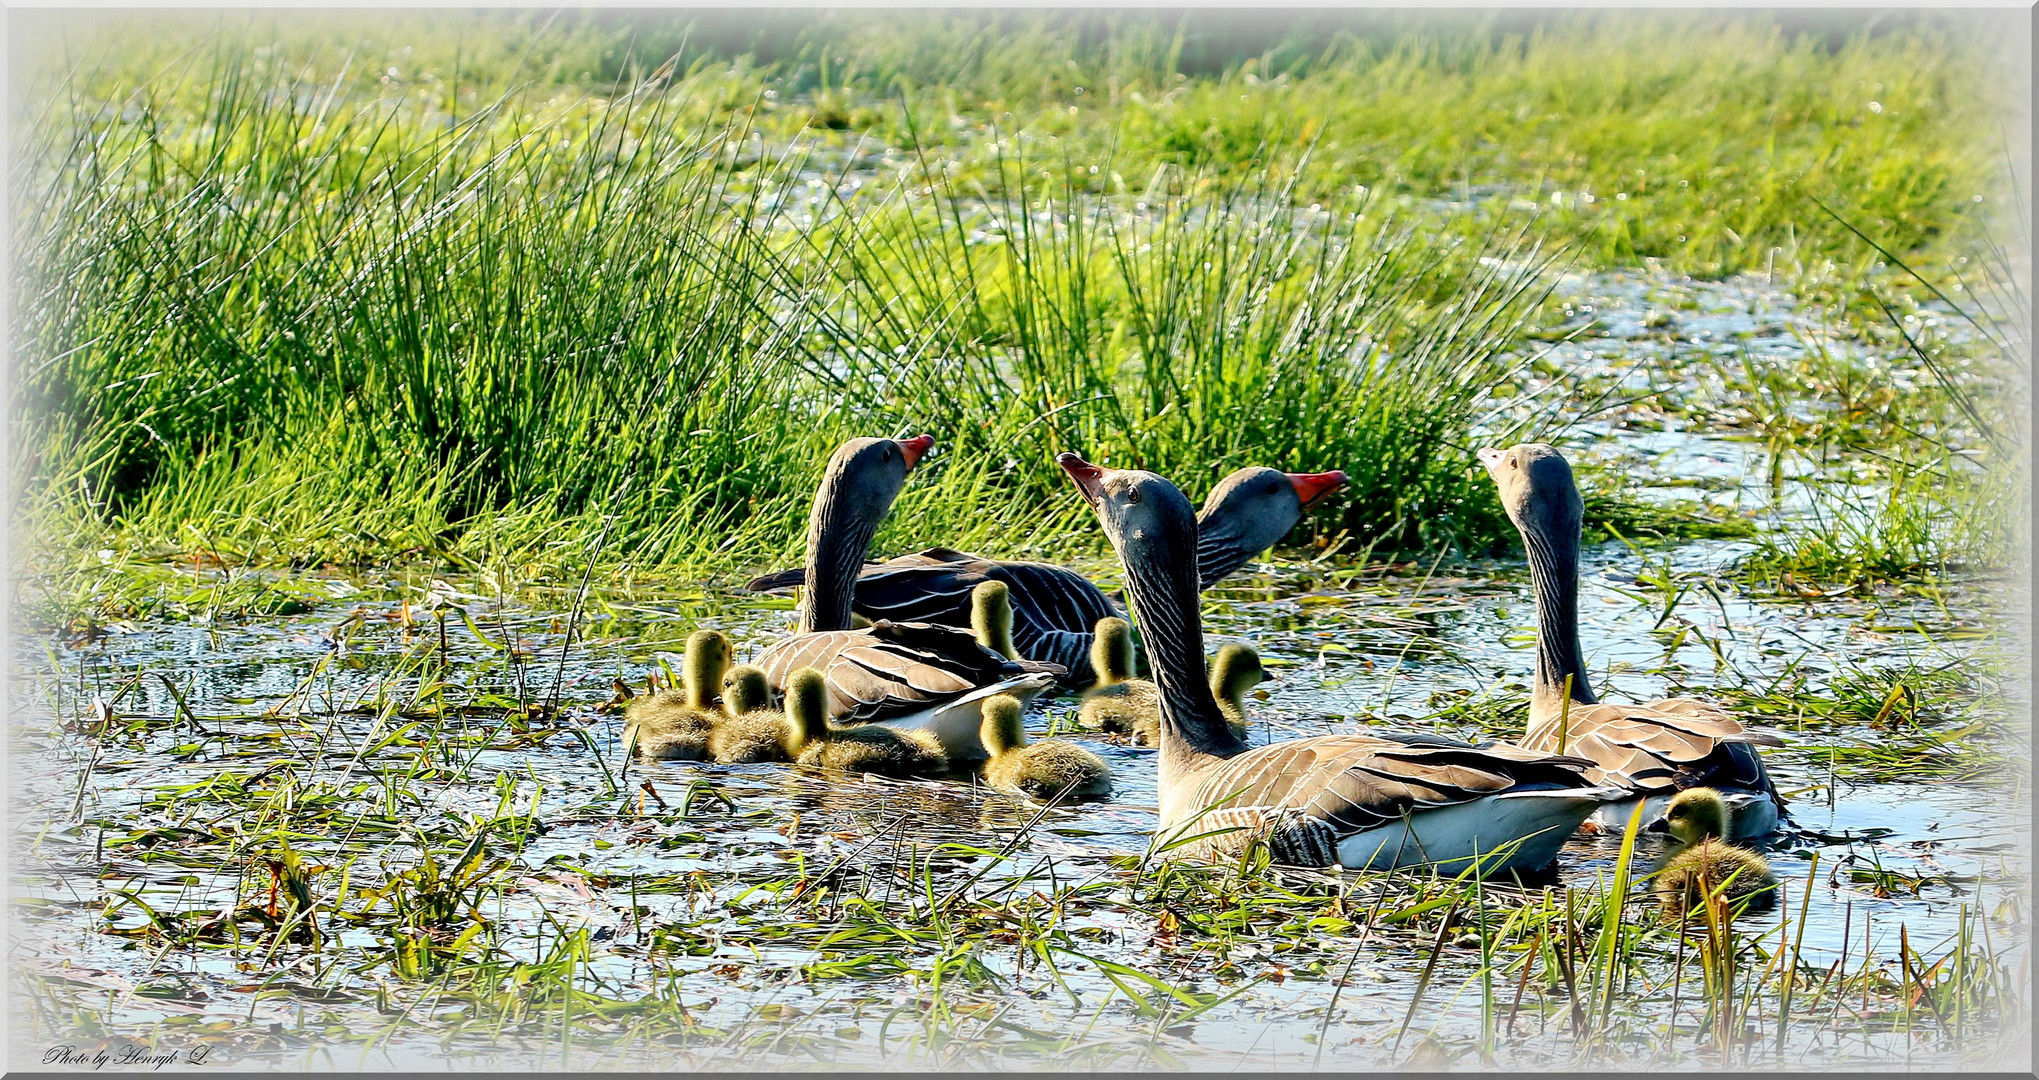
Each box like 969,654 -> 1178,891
10,10 -> 2020,581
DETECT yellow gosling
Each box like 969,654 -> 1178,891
708,664 -> 795,764
784,667 -> 949,779
623,629 -> 730,761
980,695 -> 1112,801
1651,787 -> 1778,919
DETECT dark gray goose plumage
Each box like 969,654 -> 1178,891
1478,443 -> 1786,839
744,466 -> 1348,685
752,436 -> 1060,763
1059,452 -> 1620,873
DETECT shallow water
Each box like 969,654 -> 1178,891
11,270 -> 2027,1070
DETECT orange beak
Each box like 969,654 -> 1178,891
1285,470 -> 1348,510
896,435 -> 935,469
1057,452 -> 1108,508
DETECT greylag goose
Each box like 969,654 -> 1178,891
980,694 -> 1114,800
1647,787 -> 1777,918
745,466 -> 1348,684
1478,442 -> 1785,839
1079,624 -> 1259,746
782,667 -> 950,779
1058,453 -> 1620,873
623,629 -> 732,761
752,436 -> 1060,763
706,665 -> 793,764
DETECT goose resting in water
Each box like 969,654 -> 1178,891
752,436 -> 1061,764
1058,452 -> 1621,873
623,629 -> 732,761
746,466 -> 1347,684
980,694 -> 1114,801
1647,787 -> 1778,918
1079,618 -> 1259,746
782,667 -> 949,779
1478,442 -> 1785,840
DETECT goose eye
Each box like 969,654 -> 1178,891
1126,489 -> 1140,505
1507,456 -> 1518,469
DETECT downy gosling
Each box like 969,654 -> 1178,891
980,694 -> 1113,801
1649,787 -> 1778,918
624,629 -> 732,760
1079,618 -> 1262,746
707,664 -> 796,764
784,667 -> 950,779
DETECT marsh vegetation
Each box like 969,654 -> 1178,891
10,9 -> 2028,1070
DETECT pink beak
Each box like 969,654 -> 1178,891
1285,470 -> 1348,511
1476,447 -> 1505,469
1056,452 -> 1108,508
896,435 -> 935,469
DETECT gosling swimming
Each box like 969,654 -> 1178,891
980,694 -> 1113,801
1649,787 -> 1778,918
1080,619 -> 1261,746
784,667 -> 950,779
707,664 -> 796,764
623,629 -> 732,760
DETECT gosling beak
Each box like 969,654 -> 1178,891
1057,452 -> 1108,509
1645,816 -> 1670,834
896,435 -> 935,470
1285,470 -> 1348,511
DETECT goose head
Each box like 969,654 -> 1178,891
978,694 -> 1028,757
1089,616 -> 1135,686
1058,452 -> 1241,760
802,435 -> 935,632
722,664 -> 771,717
971,580 -> 1018,660
1195,467 -> 1349,588
784,667 -> 832,753
1478,443 -> 1583,546
682,630 -> 733,708
1650,787 -> 1733,847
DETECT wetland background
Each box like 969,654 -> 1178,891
7,7 -> 2033,1071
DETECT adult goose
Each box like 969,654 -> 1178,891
1478,442 -> 1785,840
752,436 -> 1061,763
1058,453 -> 1620,873
745,466 -> 1348,684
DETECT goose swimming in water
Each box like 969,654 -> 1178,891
1058,452 -> 1621,873
746,466 -> 1347,684
1478,442 -> 1786,840
752,436 -> 1061,763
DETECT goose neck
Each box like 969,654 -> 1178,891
800,472 -> 876,634
1523,517 -> 1597,734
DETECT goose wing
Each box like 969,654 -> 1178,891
1180,734 -> 1599,836
1528,698 -> 1784,802
754,620 -> 1064,725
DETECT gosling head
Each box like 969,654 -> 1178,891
1476,442 -> 1583,544
979,694 -> 1028,758
971,580 -> 1017,659
1649,787 -> 1734,847
722,664 -> 771,716
1089,616 -> 1135,686
784,667 -> 832,751
683,630 -> 734,708
1210,643 -> 1271,706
